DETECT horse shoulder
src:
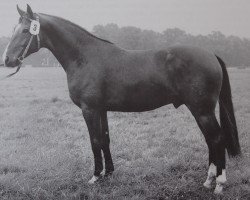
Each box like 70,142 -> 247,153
66,64 -> 105,108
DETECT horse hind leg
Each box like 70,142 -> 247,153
194,113 -> 217,188
203,154 -> 216,189
193,111 -> 226,194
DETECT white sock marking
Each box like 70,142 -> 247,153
214,169 -> 227,194
88,175 -> 99,184
208,163 -> 217,177
216,169 -> 226,184
203,163 -> 217,189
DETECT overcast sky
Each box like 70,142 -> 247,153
0,0 -> 249,38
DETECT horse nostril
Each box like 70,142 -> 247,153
5,56 -> 9,64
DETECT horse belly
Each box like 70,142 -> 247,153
106,83 -> 176,112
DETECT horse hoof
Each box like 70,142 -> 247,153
100,170 -> 113,177
214,184 -> 223,195
88,175 -> 99,184
203,180 -> 212,189
104,171 -> 113,177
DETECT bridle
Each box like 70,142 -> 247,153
17,15 -> 40,64
0,14 -> 40,79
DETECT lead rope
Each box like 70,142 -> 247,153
0,63 -> 21,80
0,35 -> 34,80
0,63 -> 22,80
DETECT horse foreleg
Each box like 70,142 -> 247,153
101,111 -> 114,176
82,106 -> 103,184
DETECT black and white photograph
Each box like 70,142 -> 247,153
0,0 -> 249,199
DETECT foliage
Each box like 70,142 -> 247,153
93,25 -> 250,67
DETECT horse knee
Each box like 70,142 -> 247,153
91,138 -> 102,152
198,115 -> 211,125
211,133 -> 225,147
196,114 -> 214,129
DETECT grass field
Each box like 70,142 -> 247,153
0,67 -> 249,200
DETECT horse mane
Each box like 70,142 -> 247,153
39,13 -> 113,45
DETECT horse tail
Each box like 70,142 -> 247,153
216,55 -> 241,157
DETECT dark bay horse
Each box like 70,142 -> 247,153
3,5 -> 241,194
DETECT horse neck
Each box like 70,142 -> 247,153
39,14 -> 109,71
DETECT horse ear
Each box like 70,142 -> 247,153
17,5 -> 25,17
26,4 -> 34,19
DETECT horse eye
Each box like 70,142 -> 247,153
22,29 -> 29,33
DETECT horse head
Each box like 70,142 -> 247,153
2,4 -> 40,68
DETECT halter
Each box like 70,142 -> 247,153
17,15 -> 40,63
1,15 -> 41,79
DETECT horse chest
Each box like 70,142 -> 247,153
67,76 -> 102,108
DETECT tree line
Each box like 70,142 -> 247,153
93,24 -> 250,67
1,24 -> 250,67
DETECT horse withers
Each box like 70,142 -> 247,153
2,5 -> 241,194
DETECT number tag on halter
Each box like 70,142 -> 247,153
29,20 -> 40,35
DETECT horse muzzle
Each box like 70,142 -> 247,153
4,56 -> 21,68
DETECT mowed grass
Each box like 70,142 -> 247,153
0,67 -> 249,200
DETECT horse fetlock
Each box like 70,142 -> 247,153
207,163 -> 217,177
105,163 -> 114,172
214,183 -> 224,195
216,170 -> 227,184
203,177 -> 214,189
105,169 -> 114,176
214,170 -> 227,194
88,175 -> 100,184
100,169 -> 114,177
203,163 -> 216,189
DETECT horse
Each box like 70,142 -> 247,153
2,5 -> 241,194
